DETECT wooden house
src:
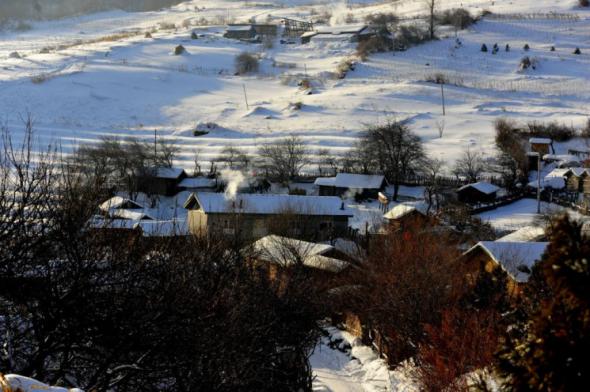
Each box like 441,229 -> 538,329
383,203 -> 430,231
461,241 -> 549,296
457,182 -> 500,204
183,192 -> 353,241
246,235 -> 352,291
529,137 -> 554,156
564,168 -> 590,193
314,173 -> 387,199
136,167 -> 187,196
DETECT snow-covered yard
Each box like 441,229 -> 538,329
1,0 -> 589,171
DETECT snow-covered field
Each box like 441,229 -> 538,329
1,0 -> 589,170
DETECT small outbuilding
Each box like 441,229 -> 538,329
529,137 -> 554,156
457,182 -> 500,204
314,173 -> 386,199
304,25 -> 377,44
383,203 -> 430,231
136,167 -> 187,196
224,24 -> 278,41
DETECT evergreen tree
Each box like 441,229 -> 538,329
498,217 -> 590,391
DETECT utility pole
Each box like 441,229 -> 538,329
242,84 -> 249,110
154,129 -> 157,163
537,152 -> 541,214
440,82 -> 446,116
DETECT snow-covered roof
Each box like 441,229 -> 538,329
465,241 -> 549,283
568,167 -> 590,177
179,177 -> 216,188
458,182 -> 500,195
184,192 -> 354,217
529,137 -> 552,144
152,167 -> 186,179
528,177 -> 565,189
314,173 -> 386,189
88,216 -> 139,230
543,154 -> 580,163
383,203 -> 427,220
109,209 -> 154,221
249,235 -> 349,273
545,168 -> 572,178
227,24 -> 255,31
134,219 -> 189,237
99,196 -> 143,212
315,24 -> 367,35
496,226 -> 545,242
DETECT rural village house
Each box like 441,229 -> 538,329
461,241 -> 549,296
246,235 -> 352,291
136,167 -> 187,196
301,25 -> 379,44
457,182 -> 500,204
183,192 -> 353,241
383,203 -> 430,231
314,173 -> 386,199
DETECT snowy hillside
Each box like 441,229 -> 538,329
1,0 -> 589,169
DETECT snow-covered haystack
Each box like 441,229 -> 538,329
8,51 -> 21,59
0,374 -> 83,392
173,44 -> 187,56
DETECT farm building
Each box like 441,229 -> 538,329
457,182 -> 500,204
178,176 -> 217,192
136,167 -> 187,196
302,25 -> 377,44
383,203 -> 430,231
529,137 -> 554,156
461,241 -> 549,296
314,173 -> 386,198
98,196 -> 153,221
183,192 -> 353,241
224,24 -> 278,40
564,168 -> 590,193
246,235 -> 352,291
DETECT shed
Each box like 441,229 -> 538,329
314,173 -> 386,198
457,182 -> 500,204
306,25 -> 375,44
224,24 -> 256,40
136,167 -> 187,196
529,137 -> 554,156
383,203 -> 430,231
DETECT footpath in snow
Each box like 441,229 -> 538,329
310,326 -> 417,392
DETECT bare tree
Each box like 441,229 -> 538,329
258,135 -> 309,183
361,120 -> 426,201
424,0 -> 437,40
453,147 -> 485,183
317,148 -> 338,176
423,158 -> 444,213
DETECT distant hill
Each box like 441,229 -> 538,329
0,0 -> 185,22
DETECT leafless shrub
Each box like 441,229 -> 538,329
356,36 -> 391,60
235,52 -> 259,75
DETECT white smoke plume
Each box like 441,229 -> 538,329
220,169 -> 247,200
329,1 -> 353,26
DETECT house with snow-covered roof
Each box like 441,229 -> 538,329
314,173 -> 386,199
462,241 -> 549,295
183,192 -> 353,241
246,235 -> 353,291
135,167 -> 187,196
383,202 -> 431,230
457,182 -> 500,204
529,137 -> 554,156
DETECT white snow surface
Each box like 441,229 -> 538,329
311,326 -> 418,392
315,173 -> 385,189
0,0 -> 589,171
0,374 -> 83,392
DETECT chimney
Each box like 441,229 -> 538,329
239,199 -> 243,209
340,202 -> 345,210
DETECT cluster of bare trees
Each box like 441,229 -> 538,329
0,124 -> 323,391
